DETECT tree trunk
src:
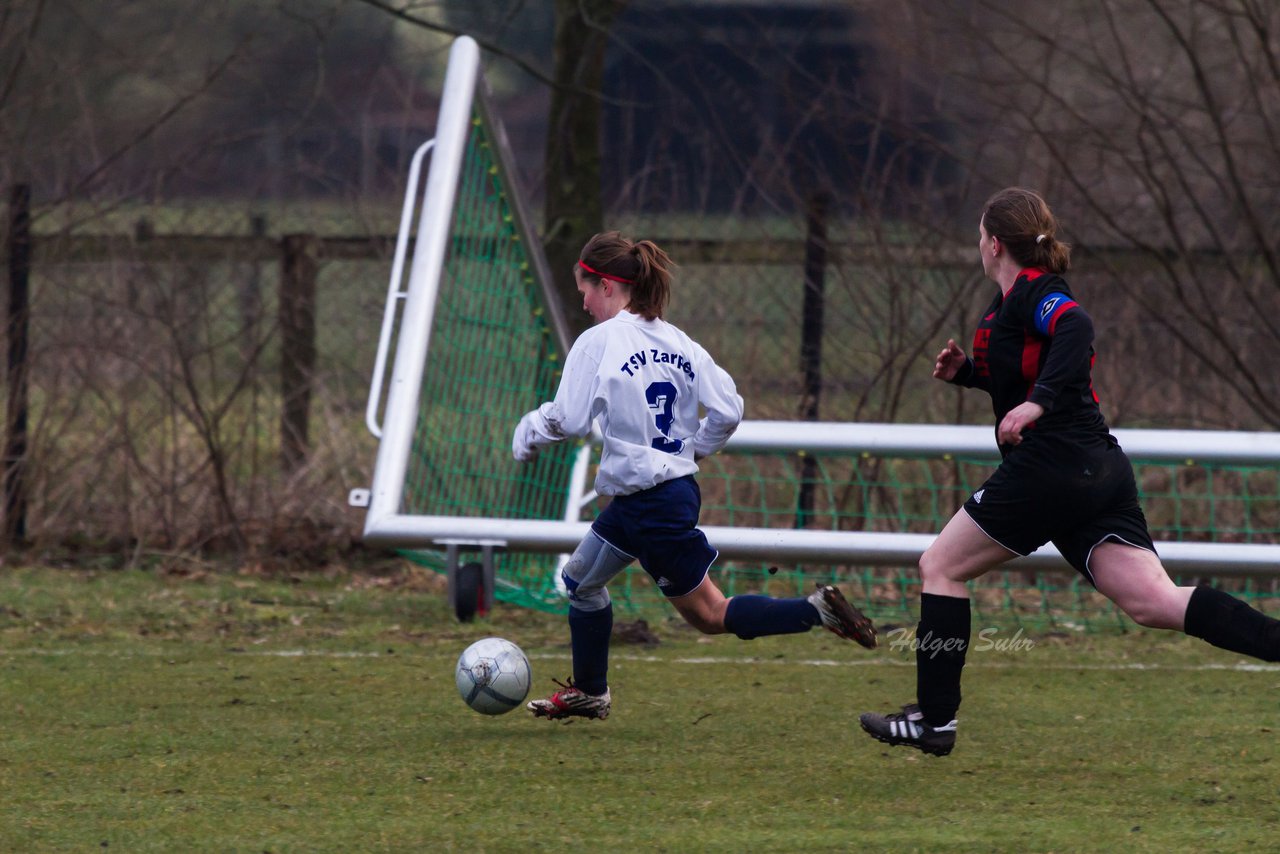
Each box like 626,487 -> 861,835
4,184 -> 31,547
543,0 -> 627,338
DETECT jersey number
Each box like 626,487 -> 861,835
646,382 -> 685,454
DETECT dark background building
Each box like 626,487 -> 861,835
602,1 -> 953,212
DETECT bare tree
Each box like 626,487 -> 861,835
0,0 -> 421,558
889,0 -> 1280,429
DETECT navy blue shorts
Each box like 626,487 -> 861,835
589,475 -> 718,598
963,433 -> 1156,584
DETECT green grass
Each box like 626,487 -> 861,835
1,566 -> 1277,852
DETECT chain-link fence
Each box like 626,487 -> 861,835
6,195 -> 397,557
4,188 -> 1276,567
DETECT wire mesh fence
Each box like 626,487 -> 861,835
9,195 -> 393,555
7,183 -> 1280,628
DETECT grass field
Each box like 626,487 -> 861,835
2,565 -> 1277,852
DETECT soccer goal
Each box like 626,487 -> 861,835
353,35 -> 1280,627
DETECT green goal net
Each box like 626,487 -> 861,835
397,108 -> 580,611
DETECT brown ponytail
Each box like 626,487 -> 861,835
981,187 -> 1071,274
578,231 -> 675,320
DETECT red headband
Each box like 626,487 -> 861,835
578,259 -> 634,284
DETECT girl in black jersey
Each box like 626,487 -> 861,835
860,187 -> 1280,756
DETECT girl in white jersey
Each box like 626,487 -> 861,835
513,231 -> 876,721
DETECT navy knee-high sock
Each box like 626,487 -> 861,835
723,595 -> 821,640
916,593 -> 971,727
569,604 -> 613,696
1184,586 -> 1280,662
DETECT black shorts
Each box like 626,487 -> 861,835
962,434 -> 1156,584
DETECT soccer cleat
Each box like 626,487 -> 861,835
527,677 -> 612,720
808,584 -> 878,649
859,703 -> 957,756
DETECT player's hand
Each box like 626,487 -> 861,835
933,339 -> 967,381
511,414 -> 539,462
998,401 -> 1045,446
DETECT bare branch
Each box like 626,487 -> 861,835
350,0 -> 557,87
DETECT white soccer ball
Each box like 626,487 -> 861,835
455,637 -> 532,715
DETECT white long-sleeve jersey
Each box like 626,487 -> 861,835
512,310 -> 743,496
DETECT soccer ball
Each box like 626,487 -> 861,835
455,637 -> 532,715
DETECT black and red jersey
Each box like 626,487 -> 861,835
951,268 -> 1111,454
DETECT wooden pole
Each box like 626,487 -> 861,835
795,192 -> 828,529
4,184 -> 31,546
280,233 -> 318,471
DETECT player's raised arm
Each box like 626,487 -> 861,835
511,336 -> 603,462
933,339 -> 967,382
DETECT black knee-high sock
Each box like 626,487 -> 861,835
569,604 -> 613,695
916,593 -> 971,727
1184,586 -> 1280,662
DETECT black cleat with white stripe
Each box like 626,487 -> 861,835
860,703 -> 957,756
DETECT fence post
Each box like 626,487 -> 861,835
4,184 -> 31,547
241,213 -> 267,359
280,233 -> 318,471
795,192 -> 828,529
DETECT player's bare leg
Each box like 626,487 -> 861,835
1093,540 -> 1280,661
668,577 -> 730,633
1089,542 -> 1190,630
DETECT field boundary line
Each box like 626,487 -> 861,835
2,646 -> 1278,672
533,652 -> 1280,672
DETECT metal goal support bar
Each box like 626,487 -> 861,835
361,419 -> 1280,575
360,513 -> 1280,577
